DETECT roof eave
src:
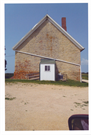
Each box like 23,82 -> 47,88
80,47 -> 85,52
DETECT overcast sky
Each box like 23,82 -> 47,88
5,3 -> 88,73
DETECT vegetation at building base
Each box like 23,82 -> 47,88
5,72 -> 88,87
5,79 -> 88,87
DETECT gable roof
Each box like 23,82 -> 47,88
12,14 -> 84,51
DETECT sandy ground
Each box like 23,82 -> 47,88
5,83 -> 88,131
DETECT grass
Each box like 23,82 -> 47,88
83,101 -> 89,104
5,79 -> 88,87
74,101 -> 89,108
82,73 -> 88,80
74,102 -> 81,106
5,97 -> 16,100
24,102 -> 28,105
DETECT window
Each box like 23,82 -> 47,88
48,66 -> 50,71
45,66 -> 47,71
45,66 -> 50,71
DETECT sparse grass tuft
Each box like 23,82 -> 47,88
74,102 -> 81,105
83,101 -> 89,104
71,109 -> 73,111
74,101 -> 89,108
24,102 -> 28,105
5,97 -> 16,100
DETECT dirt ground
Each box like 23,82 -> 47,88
5,83 -> 88,131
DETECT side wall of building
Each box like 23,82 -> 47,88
14,20 -> 81,81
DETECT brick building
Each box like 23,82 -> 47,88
12,14 -> 84,81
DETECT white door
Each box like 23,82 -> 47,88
40,64 -> 55,81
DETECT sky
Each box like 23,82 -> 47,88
4,3 -> 88,73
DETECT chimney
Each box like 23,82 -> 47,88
62,17 -> 67,31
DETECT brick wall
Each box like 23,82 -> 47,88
14,20 -> 81,81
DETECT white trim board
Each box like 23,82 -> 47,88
15,50 -> 80,66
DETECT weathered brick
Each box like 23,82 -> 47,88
14,20 -> 81,81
